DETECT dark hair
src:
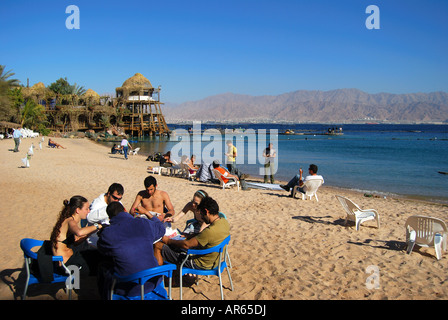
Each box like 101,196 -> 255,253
144,176 -> 157,188
212,162 -> 219,168
163,151 -> 171,158
309,164 -> 318,174
107,183 -> 124,195
106,201 -> 125,219
50,195 -> 88,250
193,189 -> 208,200
198,196 -> 219,216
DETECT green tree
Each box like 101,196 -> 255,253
21,99 -> 47,130
0,65 -> 20,121
49,78 -> 86,106
70,83 -> 86,96
8,87 -> 24,123
48,77 -> 72,95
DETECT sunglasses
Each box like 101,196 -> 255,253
110,194 -> 122,201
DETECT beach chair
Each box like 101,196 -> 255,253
179,235 -> 233,300
20,238 -> 77,300
405,215 -> 447,260
213,169 -> 240,191
131,147 -> 140,155
110,263 -> 177,300
180,163 -> 197,180
149,165 -> 170,176
292,178 -> 323,201
335,195 -> 380,231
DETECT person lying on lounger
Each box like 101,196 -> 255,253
48,138 -> 66,149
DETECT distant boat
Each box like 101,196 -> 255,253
325,127 -> 344,136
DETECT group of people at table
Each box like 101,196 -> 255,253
49,176 -> 229,299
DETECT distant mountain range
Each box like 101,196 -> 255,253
163,88 -> 448,123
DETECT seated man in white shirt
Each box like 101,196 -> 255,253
280,164 -> 324,197
87,183 -> 124,225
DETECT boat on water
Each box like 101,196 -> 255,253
324,127 -> 344,136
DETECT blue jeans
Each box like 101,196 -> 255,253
123,146 -> 128,159
286,174 -> 303,196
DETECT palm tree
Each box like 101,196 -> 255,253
0,65 -> 20,121
21,99 -> 47,129
0,65 -> 19,86
70,83 -> 86,96
69,83 -> 86,107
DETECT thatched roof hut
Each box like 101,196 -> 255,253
23,82 -> 49,98
115,73 -> 154,98
82,88 -> 101,106
83,88 -> 100,99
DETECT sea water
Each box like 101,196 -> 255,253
99,123 -> 448,203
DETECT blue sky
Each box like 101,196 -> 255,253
1,0 -> 447,103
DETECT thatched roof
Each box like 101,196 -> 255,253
83,88 -> 100,98
23,82 -> 49,97
0,121 -> 20,129
116,73 -> 154,95
122,73 -> 153,88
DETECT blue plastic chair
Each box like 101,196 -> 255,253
20,238 -> 76,300
179,235 -> 234,300
110,263 -> 177,300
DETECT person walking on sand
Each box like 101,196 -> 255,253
120,137 -> 132,160
13,127 -> 23,152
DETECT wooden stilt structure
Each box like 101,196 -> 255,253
115,73 -> 170,137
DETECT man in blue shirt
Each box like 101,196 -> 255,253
97,201 -> 165,299
12,127 -> 23,152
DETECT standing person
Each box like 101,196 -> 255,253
121,137 -> 132,160
263,143 -> 276,184
12,127 -> 23,152
97,202 -> 166,299
50,195 -> 103,275
225,140 -> 237,174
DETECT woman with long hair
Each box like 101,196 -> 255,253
164,190 -> 209,234
50,195 -> 103,274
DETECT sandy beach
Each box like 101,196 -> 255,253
0,136 -> 447,300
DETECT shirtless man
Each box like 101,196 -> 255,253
129,176 -> 175,220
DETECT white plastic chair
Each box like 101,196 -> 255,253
335,195 -> 380,231
405,215 -> 447,260
213,169 -> 240,191
292,179 -> 323,201
180,163 -> 196,180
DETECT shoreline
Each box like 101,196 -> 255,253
92,138 -> 448,207
2,136 -> 448,300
